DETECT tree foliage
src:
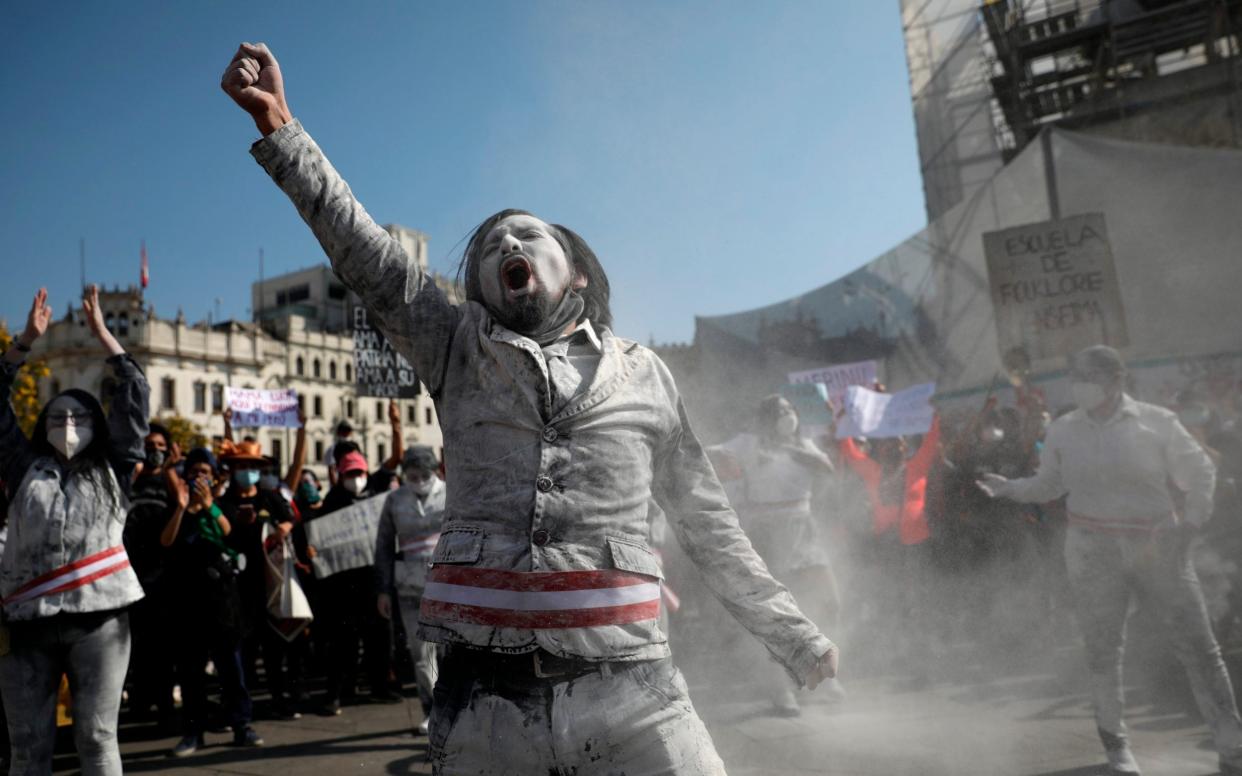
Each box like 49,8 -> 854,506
0,322 -> 51,437
157,413 -> 208,452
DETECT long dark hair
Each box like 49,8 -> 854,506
456,208 -> 613,329
31,388 -> 122,513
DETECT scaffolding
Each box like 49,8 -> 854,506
982,0 -> 1242,157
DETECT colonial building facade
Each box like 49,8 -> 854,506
31,224 -> 456,478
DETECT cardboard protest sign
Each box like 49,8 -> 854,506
983,213 -> 1128,364
836,383 -> 936,440
304,493 -> 389,579
787,360 -> 878,411
779,383 -> 835,436
352,304 -> 420,398
225,387 -> 300,428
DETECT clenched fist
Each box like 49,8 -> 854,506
221,42 -> 292,136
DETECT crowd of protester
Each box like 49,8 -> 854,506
0,287 -> 450,774
3,285 -> 1241,774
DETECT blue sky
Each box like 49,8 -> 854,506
0,1 -> 924,344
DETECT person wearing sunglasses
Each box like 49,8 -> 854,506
0,286 -> 151,776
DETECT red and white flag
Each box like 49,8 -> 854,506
140,241 -> 149,289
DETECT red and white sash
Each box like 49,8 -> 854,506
420,566 -> 661,629
3,546 -> 131,607
400,532 -> 441,557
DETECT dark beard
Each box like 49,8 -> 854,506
493,291 -> 558,334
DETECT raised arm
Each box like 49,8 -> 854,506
0,288 -> 51,486
384,399 -> 403,471
284,407 -> 308,491
84,286 -> 149,482
221,43 -> 459,394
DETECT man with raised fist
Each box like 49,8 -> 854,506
222,41 -> 838,775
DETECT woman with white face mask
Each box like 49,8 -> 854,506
707,395 -> 843,716
0,286 -> 151,776
375,445 -> 446,735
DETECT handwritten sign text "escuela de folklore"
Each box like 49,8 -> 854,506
982,213 -> 1128,362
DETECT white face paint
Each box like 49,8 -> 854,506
776,415 -> 799,437
45,395 -> 94,459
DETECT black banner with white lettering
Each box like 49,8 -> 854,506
351,304 -> 420,398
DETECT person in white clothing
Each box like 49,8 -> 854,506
980,345 -> 1242,776
376,446 -> 447,735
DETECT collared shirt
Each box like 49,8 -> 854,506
1007,395 -> 1216,527
542,321 -> 603,412
251,120 -> 831,679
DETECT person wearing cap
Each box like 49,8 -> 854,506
160,446 -> 262,756
324,419 -> 354,487
216,440 -> 297,722
309,449 -> 398,714
980,345 -> 1242,776
375,446 -> 447,735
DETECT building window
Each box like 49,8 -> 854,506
376,443 -> 387,463
287,284 -> 311,303
425,407 -> 433,425
314,439 -> 324,462
118,314 -> 129,337
407,405 -> 416,423
328,283 -> 347,300
295,356 -> 304,376
313,395 -> 323,418
313,358 -> 321,378
375,401 -> 383,421
105,312 -> 115,331
329,361 -> 337,381
271,438 -> 283,463
193,381 -> 206,413
346,399 -> 354,419
344,363 -> 352,382
211,383 -> 224,412
161,378 -> 176,411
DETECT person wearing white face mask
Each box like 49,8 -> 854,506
979,345 -> 1242,776
375,445 -> 446,736
0,286 -> 150,776
708,395 -> 842,716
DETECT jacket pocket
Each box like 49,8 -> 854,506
606,536 -> 663,580
431,528 -> 483,565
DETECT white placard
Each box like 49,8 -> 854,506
304,493 -> 389,578
787,360 -> 878,410
836,383 -> 936,440
225,387 -> 300,428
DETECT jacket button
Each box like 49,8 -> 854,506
542,427 -> 559,443
536,476 -> 554,492
532,529 -> 550,546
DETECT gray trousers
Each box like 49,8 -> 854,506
0,610 -> 131,776
430,654 -> 727,775
1065,526 -> 1242,765
398,595 -> 439,716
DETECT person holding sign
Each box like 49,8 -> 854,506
708,395 -> 843,716
979,346 -> 1242,776
224,41 -> 836,774
0,286 -> 149,776
375,446 -> 447,736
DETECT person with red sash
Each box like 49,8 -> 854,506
0,286 -> 149,776
223,42 -> 837,775
376,445 -> 447,736
980,346 -> 1242,776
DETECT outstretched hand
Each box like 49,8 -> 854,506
976,472 -> 1014,499
21,288 -> 52,346
221,42 -> 292,136
83,285 -> 124,356
806,646 -> 839,690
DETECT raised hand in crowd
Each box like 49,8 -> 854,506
4,287 -> 52,365
220,42 -> 292,136
223,405 -> 235,442
83,284 -> 125,356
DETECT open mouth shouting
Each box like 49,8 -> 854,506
500,256 -> 535,299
